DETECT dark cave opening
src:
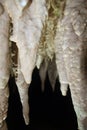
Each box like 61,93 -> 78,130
7,68 -> 78,130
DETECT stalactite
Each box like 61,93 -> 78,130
0,1 -> 10,130
47,56 -> 58,91
55,0 -> 87,129
36,0 -> 64,91
15,54 -> 29,125
4,0 -> 48,125
39,59 -> 49,91
0,0 -> 87,130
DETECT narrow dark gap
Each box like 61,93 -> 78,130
7,68 -> 78,130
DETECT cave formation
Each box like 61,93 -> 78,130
0,0 -> 87,130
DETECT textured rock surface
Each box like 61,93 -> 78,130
0,121 -> 7,130
5,0 -> 48,84
0,1 -> 10,129
4,0 -> 47,125
55,0 -> 87,129
0,0 -> 86,130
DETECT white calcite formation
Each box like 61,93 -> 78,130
55,0 -> 87,129
4,0 -> 48,125
0,0 -> 87,130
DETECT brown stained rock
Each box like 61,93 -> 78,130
0,120 -> 8,130
0,3 -> 4,16
47,56 -> 58,91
